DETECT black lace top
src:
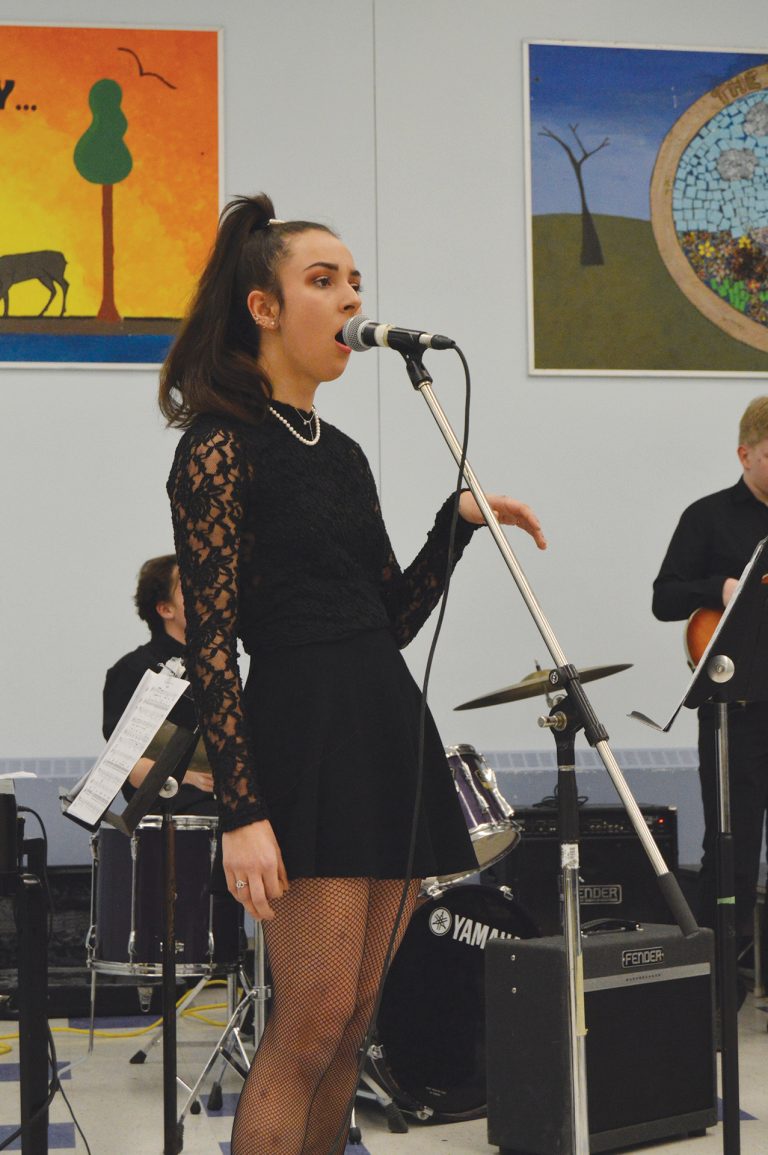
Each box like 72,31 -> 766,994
167,402 -> 479,832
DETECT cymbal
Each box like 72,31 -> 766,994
454,663 -> 632,710
144,721 -> 211,773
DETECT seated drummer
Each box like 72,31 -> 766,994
103,553 -> 216,815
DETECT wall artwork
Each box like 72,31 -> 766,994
526,41 -> 768,375
0,23 -> 220,368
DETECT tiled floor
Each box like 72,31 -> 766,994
0,989 -> 766,1153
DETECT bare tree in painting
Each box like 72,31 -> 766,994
540,124 -> 609,266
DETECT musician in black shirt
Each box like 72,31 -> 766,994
103,553 -> 215,813
653,396 -> 768,965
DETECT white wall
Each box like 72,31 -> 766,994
2,0 -> 765,782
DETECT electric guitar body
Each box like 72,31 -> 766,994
685,606 -> 724,670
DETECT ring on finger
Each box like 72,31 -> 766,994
235,879 -> 246,890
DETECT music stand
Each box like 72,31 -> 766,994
62,667 -> 200,1155
633,535 -> 768,1155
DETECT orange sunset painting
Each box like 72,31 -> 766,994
0,24 -> 220,366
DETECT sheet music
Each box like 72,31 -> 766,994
65,668 -> 189,826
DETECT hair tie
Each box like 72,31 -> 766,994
268,218 -> 285,226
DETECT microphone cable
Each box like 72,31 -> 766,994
330,344 -> 473,1153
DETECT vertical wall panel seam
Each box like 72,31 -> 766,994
372,0 -> 383,497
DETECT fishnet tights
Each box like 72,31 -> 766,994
231,877 -> 420,1155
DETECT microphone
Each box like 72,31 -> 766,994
339,314 -> 455,353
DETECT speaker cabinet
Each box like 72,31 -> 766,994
482,805 -> 678,934
485,925 -> 716,1154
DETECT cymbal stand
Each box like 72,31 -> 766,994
398,349 -> 698,1155
539,692 -> 589,1149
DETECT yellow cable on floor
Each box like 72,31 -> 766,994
0,980 -> 244,1046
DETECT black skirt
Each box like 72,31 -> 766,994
242,628 -> 476,880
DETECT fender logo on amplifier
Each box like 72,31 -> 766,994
579,884 -> 622,904
622,947 -> 665,968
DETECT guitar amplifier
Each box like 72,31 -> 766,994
482,805 -> 678,934
485,924 -> 716,1153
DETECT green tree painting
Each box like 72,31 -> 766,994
74,79 -> 133,322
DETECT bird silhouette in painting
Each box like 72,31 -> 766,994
117,47 -> 177,90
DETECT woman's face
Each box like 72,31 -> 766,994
252,228 -> 363,395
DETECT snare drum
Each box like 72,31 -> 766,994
437,745 -> 521,885
89,815 -> 243,977
366,884 -> 538,1121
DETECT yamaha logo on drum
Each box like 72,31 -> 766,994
428,906 -> 515,949
622,946 -> 665,968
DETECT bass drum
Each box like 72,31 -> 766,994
367,884 -> 538,1122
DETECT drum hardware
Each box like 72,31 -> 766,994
176,924 -> 271,1119
111,967 -> 251,1068
357,1062 -> 427,1131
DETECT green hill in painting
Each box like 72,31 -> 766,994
531,213 -> 768,373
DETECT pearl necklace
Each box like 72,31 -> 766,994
268,404 -> 321,446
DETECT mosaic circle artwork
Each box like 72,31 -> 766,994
652,63 -> 768,352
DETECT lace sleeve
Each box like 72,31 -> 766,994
168,425 -> 268,832
378,490 -> 480,648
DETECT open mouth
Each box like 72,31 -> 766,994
335,329 -> 351,352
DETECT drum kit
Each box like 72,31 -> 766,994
361,662 -> 629,1128
84,662 -> 628,1130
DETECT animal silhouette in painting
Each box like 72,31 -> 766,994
0,251 -> 69,316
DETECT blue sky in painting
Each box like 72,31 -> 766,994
528,43 -> 768,220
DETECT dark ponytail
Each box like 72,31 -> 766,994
159,193 -> 335,428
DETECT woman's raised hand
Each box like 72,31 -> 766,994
459,491 -> 547,551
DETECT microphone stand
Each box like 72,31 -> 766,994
713,699 -> 740,1155
540,694 -> 589,1153
397,349 -> 697,1155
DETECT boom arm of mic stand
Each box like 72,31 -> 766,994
402,351 -> 697,937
